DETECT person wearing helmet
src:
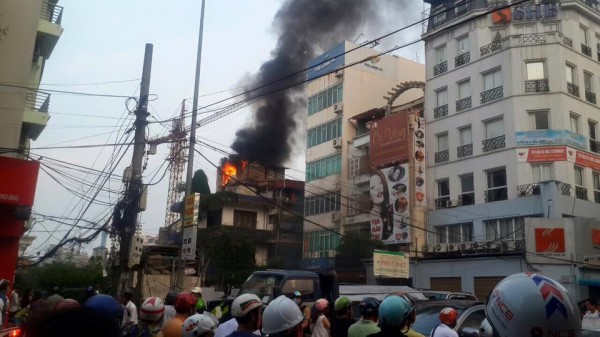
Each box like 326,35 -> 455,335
163,291 -> 178,327
430,307 -> 458,337
386,293 -> 423,337
191,287 -> 207,314
480,272 -> 581,337
159,292 -> 198,337
85,294 -> 125,332
126,296 -> 165,337
348,297 -> 380,337
310,298 -> 330,337
367,295 -> 413,337
292,290 -> 311,334
227,293 -> 264,337
331,296 -> 355,337
262,295 -> 305,337
120,288 -> 139,329
182,312 -> 220,337
55,299 -> 80,311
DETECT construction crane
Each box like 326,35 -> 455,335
148,99 -> 256,227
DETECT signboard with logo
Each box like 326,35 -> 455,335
413,115 -> 426,208
183,193 -> 200,227
370,111 -> 409,168
0,156 -> 40,206
370,164 -> 411,245
373,250 -> 409,278
491,3 -> 557,24
181,226 -> 197,261
516,146 -> 567,163
515,130 -> 586,149
345,41 -> 398,80
575,151 -> 600,171
525,218 -> 573,264
306,42 -> 345,81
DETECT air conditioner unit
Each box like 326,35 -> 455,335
515,239 -> 526,251
502,241 -> 516,251
334,180 -> 342,189
421,244 -> 435,253
335,67 -> 344,78
331,211 -> 341,222
472,241 -> 482,250
435,243 -> 448,253
486,242 -> 501,250
333,103 -> 343,114
332,137 -> 342,149
447,243 -> 460,252
446,200 -> 454,208
459,242 -> 473,251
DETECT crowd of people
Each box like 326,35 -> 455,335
0,272 -> 590,337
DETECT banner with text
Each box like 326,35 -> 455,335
373,250 -> 409,278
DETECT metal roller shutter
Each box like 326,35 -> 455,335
474,276 -> 504,301
430,277 -> 462,292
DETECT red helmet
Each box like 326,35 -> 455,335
175,292 -> 197,313
314,298 -> 329,312
439,307 -> 458,325
55,299 -> 80,311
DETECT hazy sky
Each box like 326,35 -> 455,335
28,0 -> 425,257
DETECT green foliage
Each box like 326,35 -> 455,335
204,226 -> 257,287
191,169 -> 211,195
200,191 -> 239,211
336,231 -> 384,260
15,258 -> 107,294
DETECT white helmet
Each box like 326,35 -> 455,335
232,293 -> 263,318
479,318 -> 493,337
485,273 -> 581,337
140,296 -> 165,322
262,295 -> 304,335
182,312 -> 220,337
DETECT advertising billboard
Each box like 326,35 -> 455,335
413,116 -> 426,207
525,218 -> 572,264
515,130 -> 586,149
370,164 -> 411,244
370,111 -> 409,168
373,250 -> 409,278
0,156 -> 40,206
306,42 -> 345,81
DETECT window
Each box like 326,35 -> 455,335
526,61 -> 545,80
307,117 -> 342,148
437,223 -> 473,244
487,168 -> 507,189
484,217 -> 525,241
456,1 -> 468,15
532,164 -> 553,183
307,83 -> 343,115
566,64 -> 576,84
491,29 -> 506,41
304,230 -> 341,258
437,179 -> 450,197
593,171 -> 600,191
458,80 -> 470,99
433,6 -> 446,26
485,118 -> 504,139
570,114 -> 580,134
575,166 -> 585,187
305,154 -> 341,182
457,35 -> 469,54
461,174 -> 474,193
584,72 -> 594,92
436,88 -> 448,107
581,26 -> 589,45
459,126 -> 472,145
483,69 -> 502,90
516,25 -> 535,35
435,45 -> 446,64
233,210 -> 257,229
348,158 -> 359,178
590,120 -> 598,140
529,111 -> 549,130
437,133 -> 449,151
544,23 -> 560,32
304,191 -> 341,216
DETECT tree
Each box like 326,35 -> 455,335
336,231 -> 384,261
191,169 -> 211,195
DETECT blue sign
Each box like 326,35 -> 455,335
515,130 -> 587,149
301,257 -> 334,271
306,42 -> 345,81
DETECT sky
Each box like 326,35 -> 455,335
27,0 -> 426,258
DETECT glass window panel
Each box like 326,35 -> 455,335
458,81 -> 470,99
527,62 -> 545,80
332,88 -> 338,104
544,23 -> 559,32
457,36 -> 469,54
593,172 -> 600,190
484,70 -> 502,90
437,134 -> 448,151
566,65 -> 575,84
485,220 -> 498,241
436,226 -> 447,244
581,26 -> 589,45
534,112 -> 549,130
461,174 -> 474,192
575,166 -> 584,186
487,169 -> 507,188
459,127 -> 472,145
517,25 -> 535,35
438,179 -> 450,196
435,46 -> 446,63
436,89 -> 448,106
589,121 -> 597,140
338,84 -> 343,101
570,115 -> 579,134
584,72 -> 594,91
485,119 -> 504,138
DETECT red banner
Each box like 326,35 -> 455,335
535,228 -> 565,253
575,151 -> 600,171
0,156 -> 40,206
526,147 -> 567,162
369,111 -> 409,168
593,229 -> 600,247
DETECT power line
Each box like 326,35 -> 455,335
0,83 -> 136,98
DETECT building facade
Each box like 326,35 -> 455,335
419,0 -> 600,300
302,41 -> 425,277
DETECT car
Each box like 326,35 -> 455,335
421,290 -> 478,301
411,299 -> 485,337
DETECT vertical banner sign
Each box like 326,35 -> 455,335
373,250 -> 409,278
370,163 -> 411,244
183,193 -> 200,227
413,116 -> 426,207
369,112 -> 409,168
181,226 -> 197,261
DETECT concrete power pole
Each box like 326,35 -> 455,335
115,43 -> 153,295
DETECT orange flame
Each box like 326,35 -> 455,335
221,162 -> 237,186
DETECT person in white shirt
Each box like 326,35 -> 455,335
119,289 -> 138,329
430,307 -> 458,337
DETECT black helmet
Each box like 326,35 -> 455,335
359,297 -> 380,316
120,288 -> 133,299
165,291 -> 178,305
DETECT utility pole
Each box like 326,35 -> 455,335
176,0 -> 206,291
115,43 -> 153,295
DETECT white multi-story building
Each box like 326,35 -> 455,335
302,41 -> 425,275
419,0 -> 600,300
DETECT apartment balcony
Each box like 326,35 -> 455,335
37,1 -> 64,59
595,190 -> 600,204
455,97 -> 471,111
590,139 -> 600,153
559,182 -> 571,196
480,86 -> 503,104
517,184 -> 541,197
567,82 -> 580,97
482,135 -> 505,152
433,61 -> 448,76
22,90 -> 51,140
523,33 -> 546,44
586,91 -> 597,104
455,52 -> 470,67
576,186 -> 588,200
525,79 -> 549,93
458,192 -> 474,206
457,143 -> 473,158
582,44 -> 592,57
433,104 -> 448,119
435,196 -> 451,209
480,41 -> 502,56
563,36 -> 573,48
484,187 -> 508,202
434,149 -> 449,163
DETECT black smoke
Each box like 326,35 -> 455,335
231,0 -> 414,166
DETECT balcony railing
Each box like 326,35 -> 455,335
433,61 -> 448,76
582,44 -> 592,57
40,1 -> 63,25
481,86 -> 503,103
525,79 -> 549,93
578,0 -> 600,13
595,190 -> 600,204
586,91 -> 597,104
480,41 -> 501,56
25,90 -> 50,113
482,135 -> 505,152
456,97 -> 471,111
458,192 -> 474,206
576,186 -> 588,200
434,104 -> 448,119
559,182 -> 571,196
484,187 -> 508,202
435,196 -> 451,209
563,36 -> 573,48
457,143 -> 473,158
590,139 -> 600,153
597,52 -> 600,62
455,52 -> 470,67
517,183 -> 541,197
523,33 -> 546,44
567,82 -> 580,97
435,149 -> 449,163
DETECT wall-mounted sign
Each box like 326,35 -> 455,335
526,218 -> 572,264
515,130 -> 587,149
516,146 -> 567,163
306,42 -> 345,81
181,226 -> 197,261
576,151 -> 600,171
593,229 -> 600,249
370,111 -> 409,168
0,156 -> 40,206
412,115 -> 426,208
373,250 -> 409,278
492,3 -> 557,24
183,193 -> 200,227
535,228 -> 566,254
